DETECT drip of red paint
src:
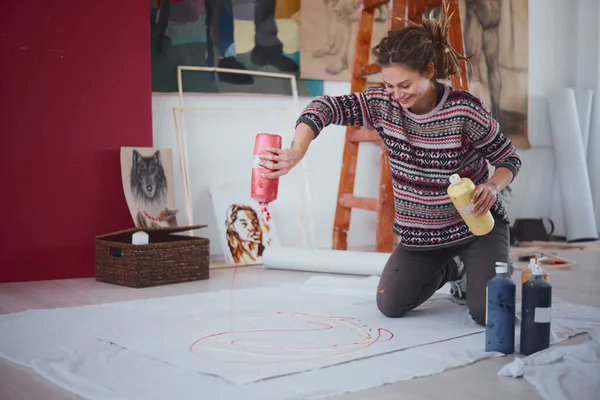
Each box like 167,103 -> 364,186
258,202 -> 271,222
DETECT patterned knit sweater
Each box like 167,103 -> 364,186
296,84 -> 522,251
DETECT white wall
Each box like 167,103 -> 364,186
152,0 -> 600,256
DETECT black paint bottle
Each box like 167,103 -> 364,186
520,264 -> 552,356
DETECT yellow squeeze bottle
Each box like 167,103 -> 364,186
447,174 -> 495,236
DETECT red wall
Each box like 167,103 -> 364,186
0,1 -> 153,282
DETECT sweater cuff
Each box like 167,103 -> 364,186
296,116 -> 320,138
496,162 -> 519,182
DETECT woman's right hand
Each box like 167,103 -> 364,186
259,122 -> 315,179
259,147 -> 304,179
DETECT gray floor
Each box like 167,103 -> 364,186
0,249 -> 599,400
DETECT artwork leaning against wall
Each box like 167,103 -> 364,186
120,147 -> 179,229
209,184 -> 281,266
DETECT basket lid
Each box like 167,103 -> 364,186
134,224 -> 207,234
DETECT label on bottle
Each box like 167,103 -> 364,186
457,204 -> 472,215
534,307 -> 552,323
252,155 -> 263,168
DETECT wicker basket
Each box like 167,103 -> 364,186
95,224 -> 210,288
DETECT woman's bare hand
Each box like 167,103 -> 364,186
471,182 -> 498,216
259,147 -> 303,179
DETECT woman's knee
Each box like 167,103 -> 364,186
376,291 -> 409,318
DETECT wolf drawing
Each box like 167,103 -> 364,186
129,149 -> 178,228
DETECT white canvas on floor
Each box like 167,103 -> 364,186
87,284 -> 483,385
1,276 -> 600,400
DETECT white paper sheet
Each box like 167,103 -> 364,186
575,88 -> 594,151
1,277 -> 600,400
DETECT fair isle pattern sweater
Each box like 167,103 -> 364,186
296,84 -> 522,250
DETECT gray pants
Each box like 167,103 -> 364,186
376,221 -> 510,326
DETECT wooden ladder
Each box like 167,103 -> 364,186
332,0 -> 469,253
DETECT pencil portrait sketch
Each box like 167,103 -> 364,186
433,0 -> 529,147
300,0 -> 389,81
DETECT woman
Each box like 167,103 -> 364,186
258,10 -> 521,327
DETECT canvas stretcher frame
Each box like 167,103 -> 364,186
172,65 -> 317,248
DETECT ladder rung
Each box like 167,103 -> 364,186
349,128 -> 380,143
360,63 -> 382,78
339,194 -> 378,211
363,0 -> 390,12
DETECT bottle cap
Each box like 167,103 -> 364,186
531,265 -> 544,276
495,261 -> 508,274
449,174 -> 461,185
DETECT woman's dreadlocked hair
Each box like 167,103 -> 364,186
372,3 -> 473,81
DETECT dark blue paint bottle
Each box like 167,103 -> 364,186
520,264 -> 552,356
485,262 -> 516,354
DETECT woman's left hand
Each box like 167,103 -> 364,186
471,182 -> 498,216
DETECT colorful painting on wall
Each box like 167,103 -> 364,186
150,0 -> 324,96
